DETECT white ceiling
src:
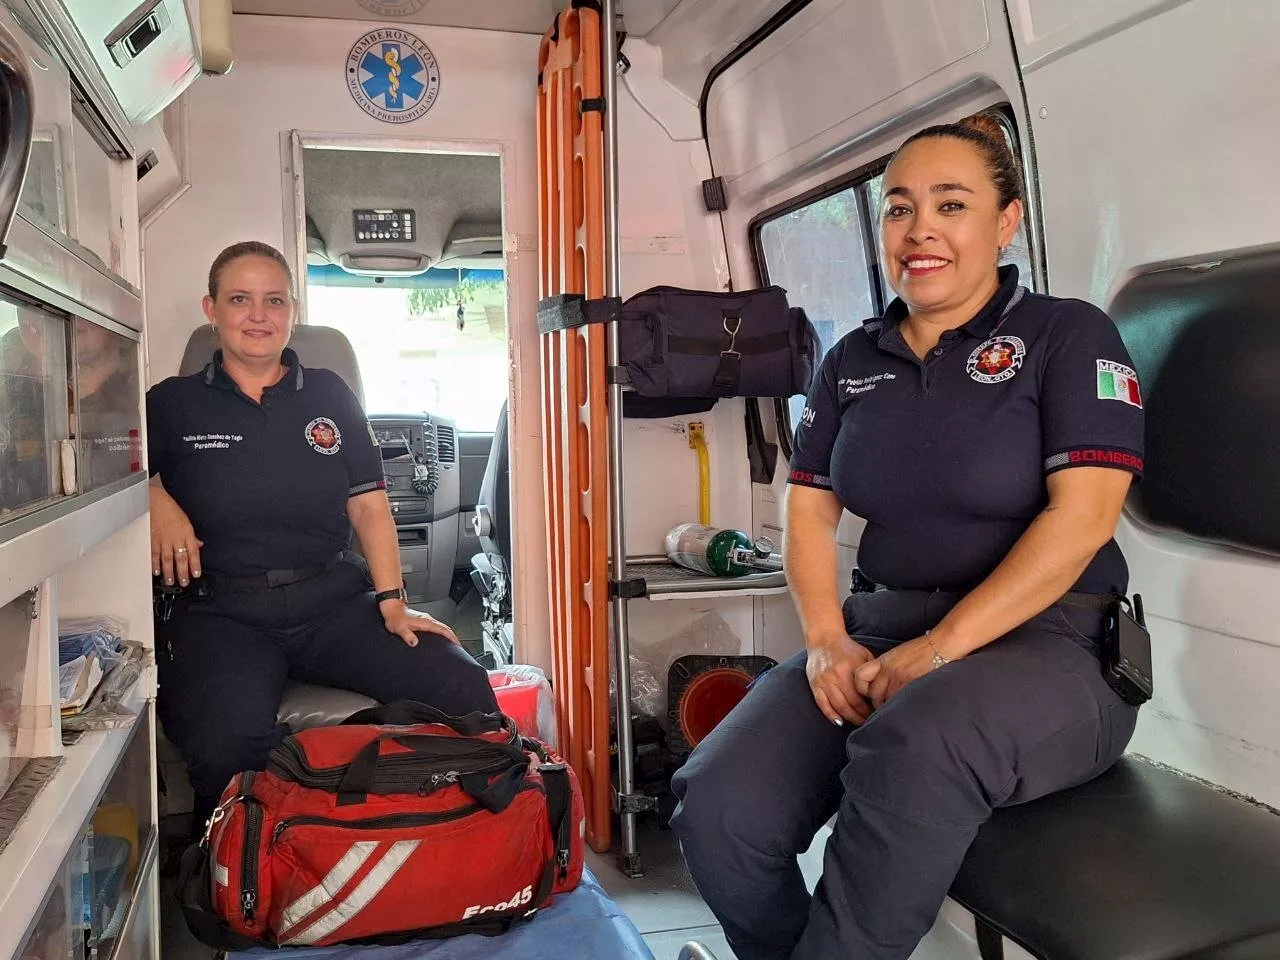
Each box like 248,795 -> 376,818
229,0 -> 793,100
229,0 -> 684,36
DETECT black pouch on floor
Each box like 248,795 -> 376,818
617,285 -> 818,401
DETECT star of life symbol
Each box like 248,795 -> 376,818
347,29 -> 441,124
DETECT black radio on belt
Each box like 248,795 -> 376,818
1103,594 -> 1153,706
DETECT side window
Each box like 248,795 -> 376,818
756,181 -> 883,426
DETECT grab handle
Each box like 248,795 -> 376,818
0,15 -> 31,259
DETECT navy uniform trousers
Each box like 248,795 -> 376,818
157,555 -> 498,833
671,589 -> 1138,960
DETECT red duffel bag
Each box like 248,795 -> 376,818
179,701 -> 584,949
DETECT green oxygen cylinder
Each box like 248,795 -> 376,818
665,523 -> 758,577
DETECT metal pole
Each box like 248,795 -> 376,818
601,0 -> 642,878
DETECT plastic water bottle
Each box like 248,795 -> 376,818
665,523 -> 777,577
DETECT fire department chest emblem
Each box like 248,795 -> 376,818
966,336 -> 1026,384
306,417 -> 342,455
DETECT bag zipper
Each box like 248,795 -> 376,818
269,781 -> 547,846
270,803 -> 483,844
239,771 -> 263,923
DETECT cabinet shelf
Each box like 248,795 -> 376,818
0,475 -> 147,609
0,676 -> 146,958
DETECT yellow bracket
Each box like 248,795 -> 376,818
688,421 -> 710,526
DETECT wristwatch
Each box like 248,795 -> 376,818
374,587 -> 408,605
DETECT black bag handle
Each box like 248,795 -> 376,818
336,727 -> 527,807
342,699 -> 506,736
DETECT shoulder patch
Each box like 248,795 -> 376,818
1096,360 -> 1143,407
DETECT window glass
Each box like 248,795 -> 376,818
0,300 -> 69,518
306,279 -> 509,433
758,186 -> 879,424
73,318 -> 141,492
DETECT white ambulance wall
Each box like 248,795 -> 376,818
1007,0 -> 1280,807
141,15 -> 732,676
703,0 -> 1031,667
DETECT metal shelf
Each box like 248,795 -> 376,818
0,475 -> 148,609
625,555 -> 788,601
0,678 -> 146,959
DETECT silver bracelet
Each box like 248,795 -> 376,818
926,631 -> 950,669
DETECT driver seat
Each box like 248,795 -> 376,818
175,324 -> 379,727
470,401 -> 514,665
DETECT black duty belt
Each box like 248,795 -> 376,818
206,552 -> 348,592
850,570 -> 1121,612
1057,590 -> 1124,613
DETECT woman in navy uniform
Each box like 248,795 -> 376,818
672,114 -> 1146,960
149,241 -> 497,835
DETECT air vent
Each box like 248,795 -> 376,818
435,424 -> 456,465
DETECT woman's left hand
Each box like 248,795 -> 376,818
380,601 -> 461,647
854,635 -> 950,709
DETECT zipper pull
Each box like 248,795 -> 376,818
556,848 -> 569,879
242,889 -> 257,921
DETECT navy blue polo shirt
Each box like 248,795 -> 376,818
146,348 -> 385,577
789,266 -> 1144,595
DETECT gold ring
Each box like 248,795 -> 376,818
175,546 -> 187,554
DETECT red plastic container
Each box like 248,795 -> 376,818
488,665 -> 557,748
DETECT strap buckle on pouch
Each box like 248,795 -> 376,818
712,311 -> 744,396
721,312 -> 742,358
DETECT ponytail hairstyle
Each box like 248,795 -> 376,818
894,111 -> 1025,210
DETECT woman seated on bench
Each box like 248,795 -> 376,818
671,113 -> 1145,960
148,241 -> 498,837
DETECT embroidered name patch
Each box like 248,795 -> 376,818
839,372 -> 897,396
306,417 -> 342,454
966,336 -> 1026,383
1096,360 -> 1143,408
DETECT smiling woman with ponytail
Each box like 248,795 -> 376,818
670,112 -> 1148,960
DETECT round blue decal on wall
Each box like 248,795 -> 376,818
346,28 -> 441,124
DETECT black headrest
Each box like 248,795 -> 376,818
176,325 -> 366,405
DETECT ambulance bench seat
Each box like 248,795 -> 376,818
950,754 -> 1280,959
175,324 -> 380,731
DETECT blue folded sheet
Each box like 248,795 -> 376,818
228,868 -> 654,960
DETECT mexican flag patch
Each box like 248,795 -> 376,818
1097,360 -> 1142,408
